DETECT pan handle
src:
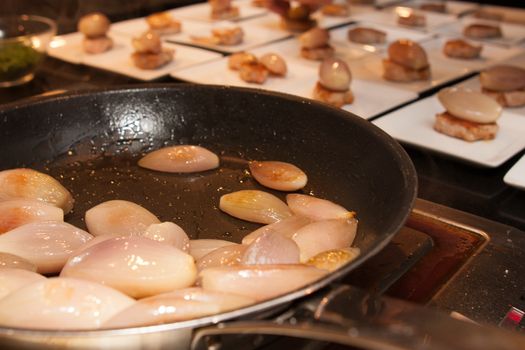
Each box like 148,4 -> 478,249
191,284 -> 525,350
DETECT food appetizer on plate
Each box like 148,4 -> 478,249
397,9 -> 426,28
228,51 -> 287,84
463,23 -> 502,39
443,39 -> 482,59
192,26 -> 244,46
131,31 -> 174,70
321,3 -> 350,17
146,12 -> 182,35
347,27 -> 386,45
383,39 -> 430,82
434,87 -> 502,142
420,2 -> 446,13
313,58 -> 354,108
299,27 -> 334,61
209,0 -> 239,20
78,12 -> 113,54
473,10 -> 504,22
479,65 -> 525,107
280,4 -> 317,32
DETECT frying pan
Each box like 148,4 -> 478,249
0,84 -> 417,348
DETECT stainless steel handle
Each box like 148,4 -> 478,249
191,284 -> 525,350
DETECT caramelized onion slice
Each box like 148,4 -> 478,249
0,199 -> 64,234
242,215 -> 311,245
0,252 -> 37,272
138,145 -> 219,173
190,239 -> 237,260
318,58 -> 352,92
196,244 -> 247,271
143,222 -> 190,252
438,87 -> 502,123
219,190 -> 292,224
286,194 -> 355,221
0,268 -> 46,300
249,161 -> 307,191
306,247 -> 360,271
242,231 -> 300,265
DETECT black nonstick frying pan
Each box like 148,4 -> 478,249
0,84 -> 417,348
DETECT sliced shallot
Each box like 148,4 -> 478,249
241,215 -> 311,245
138,145 -> 219,173
286,194 -> 355,221
249,161 -> 307,191
199,265 -> 328,301
0,268 -> 46,300
85,200 -> 160,237
103,288 -> 254,328
0,168 -> 74,213
291,218 -> 357,262
189,239 -> 236,260
306,247 -> 361,271
196,244 -> 247,271
0,277 -> 134,330
61,236 -> 197,298
0,221 -> 93,274
0,252 -> 37,272
0,199 -> 63,234
219,190 -> 292,224
143,222 -> 190,252
241,232 -> 300,265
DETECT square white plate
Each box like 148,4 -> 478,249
466,5 -> 525,26
504,154 -> 525,190
349,37 -> 472,94
436,17 -> 525,47
50,32 -> 222,80
373,94 -> 525,167
48,32 -> 86,64
171,0 -> 267,23
351,6 -> 457,32
330,21 -> 433,55
171,37 -> 418,119
403,0 -> 479,17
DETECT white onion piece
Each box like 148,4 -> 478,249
0,199 -> 64,234
241,215 -> 311,245
61,236 -> 197,298
259,53 -> 287,76
0,252 -> 37,272
306,247 -> 361,271
200,265 -> 328,301
0,277 -> 134,330
292,218 -> 358,262
138,145 -> 219,173
78,13 -> 111,38
103,287 -> 254,328
242,232 -> 300,265
0,221 -> 93,274
68,234 -> 115,259
189,239 -> 236,260
299,27 -> 330,49
438,87 -> 502,124
0,268 -> 46,300
143,222 -> 190,252
319,58 -> 352,92
132,30 -> 162,54
286,194 -> 355,221
85,200 -> 160,237
220,190 -> 292,224
249,161 -> 307,191
196,244 -> 247,271
0,168 -> 74,213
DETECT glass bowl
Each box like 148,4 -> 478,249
0,15 -> 57,87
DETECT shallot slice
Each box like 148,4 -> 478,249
0,199 -> 63,234
85,200 -> 160,237
143,222 -> 190,252
241,232 -> 300,265
291,218 -> 357,262
286,194 -> 355,221
241,215 -> 311,245
0,168 -> 74,213
249,161 -> 307,191
61,236 -> 197,298
306,247 -> 361,271
0,252 -> 37,272
138,145 -> 219,173
0,277 -> 134,330
0,268 -> 46,300
189,239 -> 236,260
0,221 -> 93,274
199,265 -> 328,301
259,53 -> 287,76
220,190 -> 292,224
103,288 -> 254,328
196,244 -> 247,271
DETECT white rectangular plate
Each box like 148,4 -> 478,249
330,21 -> 433,55
171,37 -> 418,119
504,154 -> 525,190
351,6 -> 457,32
403,0 -> 479,17
170,0 -> 267,23
50,32 -> 222,80
373,94 -> 525,167
349,37 -> 472,94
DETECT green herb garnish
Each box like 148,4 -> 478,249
0,41 -> 43,82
